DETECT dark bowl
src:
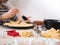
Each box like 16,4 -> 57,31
44,19 -> 60,29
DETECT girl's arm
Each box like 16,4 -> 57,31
1,8 -> 19,20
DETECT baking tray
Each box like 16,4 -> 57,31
3,22 -> 34,29
5,25 -> 34,29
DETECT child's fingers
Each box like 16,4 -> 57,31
27,16 -> 32,19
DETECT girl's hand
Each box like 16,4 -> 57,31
8,8 -> 19,15
17,16 -> 32,23
25,16 -> 32,22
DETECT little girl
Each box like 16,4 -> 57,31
0,0 -> 30,24
0,0 -> 19,21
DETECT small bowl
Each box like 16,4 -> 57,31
33,21 -> 44,25
44,19 -> 60,29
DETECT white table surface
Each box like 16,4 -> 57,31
0,26 -> 60,45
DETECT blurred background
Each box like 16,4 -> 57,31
8,0 -> 60,21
